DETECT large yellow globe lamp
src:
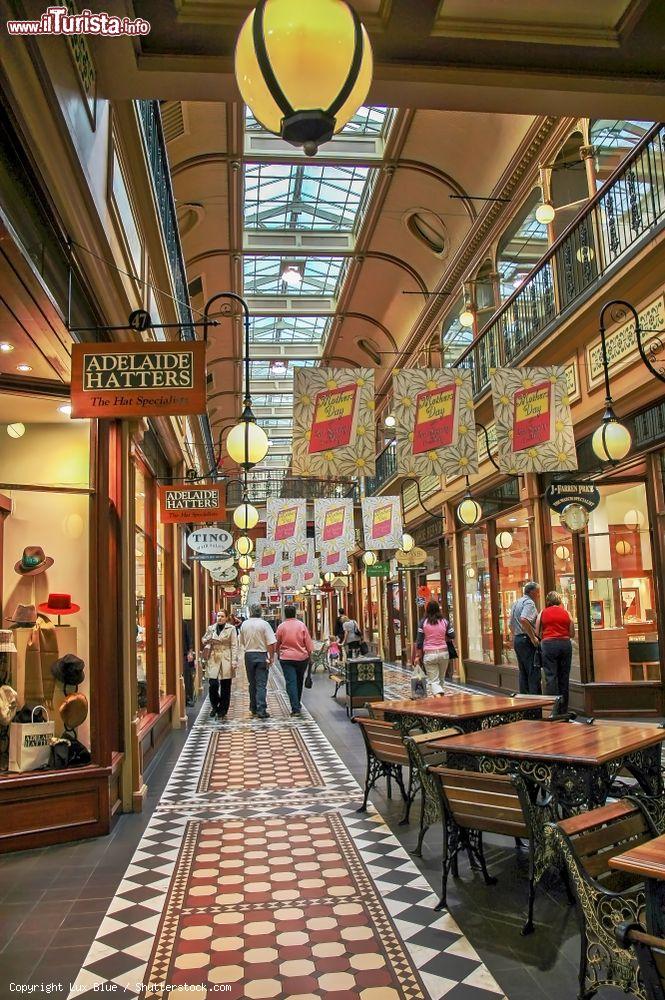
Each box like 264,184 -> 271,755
233,501 -> 259,531
401,532 -> 415,553
592,414 -> 631,464
236,535 -> 254,556
240,573 -> 251,585
238,554 -> 254,571
235,0 -> 373,156
362,551 -> 377,567
226,419 -> 269,470
457,493 -> 482,527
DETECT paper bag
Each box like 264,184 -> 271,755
9,707 -> 55,772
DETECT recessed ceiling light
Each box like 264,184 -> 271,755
58,403 -> 72,416
0,342 -> 14,353
508,517 -> 517,523
17,363 -> 32,372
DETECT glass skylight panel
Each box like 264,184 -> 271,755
244,163 -> 372,231
249,315 -> 330,345
243,256 -> 346,297
342,106 -> 391,136
252,393 -> 293,407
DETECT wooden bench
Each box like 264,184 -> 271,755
616,924 -> 665,1000
550,799 -> 658,999
405,728 -> 462,857
329,668 -> 346,699
355,717 -> 414,824
429,765 -> 553,936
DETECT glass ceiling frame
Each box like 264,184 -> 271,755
243,254 -> 347,298
244,162 -> 374,232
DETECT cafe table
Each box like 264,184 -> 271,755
610,833 -> 665,936
429,719 -> 665,815
370,693 -> 556,735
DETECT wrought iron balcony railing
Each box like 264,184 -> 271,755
455,122 -> 665,395
363,441 -> 397,495
226,474 -> 358,507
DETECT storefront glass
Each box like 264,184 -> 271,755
0,392 -> 92,769
157,521 -> 166,700
135,464 -> 148,716
462,529 -> 493,662
547,513 -> 581,680
495,511 -> 533,665
585,482 -> 659,683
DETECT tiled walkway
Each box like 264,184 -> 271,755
67,670 -> 506,999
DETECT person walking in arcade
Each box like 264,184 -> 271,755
415,600 -> 455,696
202,610 -> 239,720
276,605 -> 313,718
239,604 -> 277,720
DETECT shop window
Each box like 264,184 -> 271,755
495,511 -> 533,666
157,520 -> 166,699
585,483 -> 659,683
548,513 -> 581,681
462,529 -> 493,662
135,464 -> 148,717
0,392 -> 92,772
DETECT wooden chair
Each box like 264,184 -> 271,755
549,798 -> 658,999
616,924 -> 665,1000
329,663 -> 346,700
404,728 -> 463,857
355,717 -> 414,824
429,766 -> 553,935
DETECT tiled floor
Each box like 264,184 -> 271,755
0,663 -> 636,999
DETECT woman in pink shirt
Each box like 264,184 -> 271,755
276,606 -> 314,717
415,600 -> 454,695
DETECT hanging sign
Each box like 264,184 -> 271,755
314,498 -> 355,553
361,496 -> 404,551
266,499 -> 306,549
395,546 -> 427,567
210,566 -> 238,583
490,366 -> 577,475
292,367 -> 376,478
199,555 -> 235,574
186,526 -> 233,555
71,341 -> 207,419
160,486 -> 225,525
393,368 -> 478,479
321,548 -> 347,574
366,561 -> 390,578
545,482 -> 600,513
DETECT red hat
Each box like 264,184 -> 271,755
37,594 -> 80,615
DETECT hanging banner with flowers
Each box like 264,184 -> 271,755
292,539 -> 316,574
313,498 -> 355,553
254,538 -> 282,585
320,548 -> 348,575
490,366 -> 578,474
393,368 -> 478,479
361,496 -> 404,551
292,367 -> 376,478
301,560 -> 320,588
265,499 -> 306,550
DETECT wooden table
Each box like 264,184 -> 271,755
610,833 -> 665,936
430,719 -> 665,814
371,693 -> 555,734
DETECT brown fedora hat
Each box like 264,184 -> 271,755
14,546 -> 54,576
6,604 -> 37,626
60,692 -> 88,731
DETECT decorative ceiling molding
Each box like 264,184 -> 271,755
173,0 -> 393,31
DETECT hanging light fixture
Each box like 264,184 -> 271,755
495,531 -> 513,550
624,508 -> 644,528
362,551 -> 377,567
384,414 -> 396,428
457,483 -> 482,527
401,532 -> 415,553
576,245 -> 595,264
280,262 -> 303,289
6,422 -> 25,439
466,566 -> 476,579
591,409 -> 632,464
346,562 -> 353,575
236,535 -> 254,556
227,418 -> 269,470
535,201 -> 556,225
238,554 -> 254,571
233,500 -> 259,531
459,305 -> 475,329
235,0 -> 373,157
324,572 -> 335,583
615,540 -> 632,556
555,544 -> 571,561
240,573 -> 251,585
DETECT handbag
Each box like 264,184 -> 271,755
304,660 -> 313,689
410,664 -> 427,699
9,706 -> 55,772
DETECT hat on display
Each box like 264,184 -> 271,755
6,604 -> 37,627
0,630 -> 17,653
0,685 -> 18,726
51,653 -> 85,687
37,594 -> 80,616
14,546 -> 54,576
60,692 -> 88,731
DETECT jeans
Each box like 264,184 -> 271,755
345,642 -> 360,660
281,658 -> 308,712
514,634 -> 542,694
208,677 -> 232,718
245,652 -> 269,716
541,638 -> 572,712
422,650 -> 449,693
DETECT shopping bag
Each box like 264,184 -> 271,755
8,707 -> 55,772
410,665 -> 427,699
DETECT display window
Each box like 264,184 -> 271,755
585,482 -> 659,683
462,529 -> 493,662
495,511 -> 533,665
0,391 -> 92,773
135,464 -> 148,716
547,513 -> 581,680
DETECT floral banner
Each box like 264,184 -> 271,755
301,560 -> 320,587
265,499 -> 307,550
320,548 -> 348,575
313,498 -> 355,553
291,539 -> 316,574
292,367 -> 376,478
361,496 -> 403,551
490,366 -> 578,474
393,368 -> 477,478
254,538 -> 282,586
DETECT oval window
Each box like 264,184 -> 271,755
406,210 -> 446,255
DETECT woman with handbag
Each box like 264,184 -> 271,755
202,610 -> 239,720
276,606 -> 313,718
414,600 -> 455,696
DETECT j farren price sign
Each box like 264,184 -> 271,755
70,341 -> 207,419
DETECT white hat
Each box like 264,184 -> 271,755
0,629 -> 17,654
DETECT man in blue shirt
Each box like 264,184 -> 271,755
509,581 -> 541,694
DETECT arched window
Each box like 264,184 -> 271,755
406,210 -> 446,255
590,120 -> 654,187
497,189 -> 548,301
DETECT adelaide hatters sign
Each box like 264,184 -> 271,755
70,342 -> 207,419
159,486 -> 226,524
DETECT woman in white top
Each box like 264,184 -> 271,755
202,609 -> 239,720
